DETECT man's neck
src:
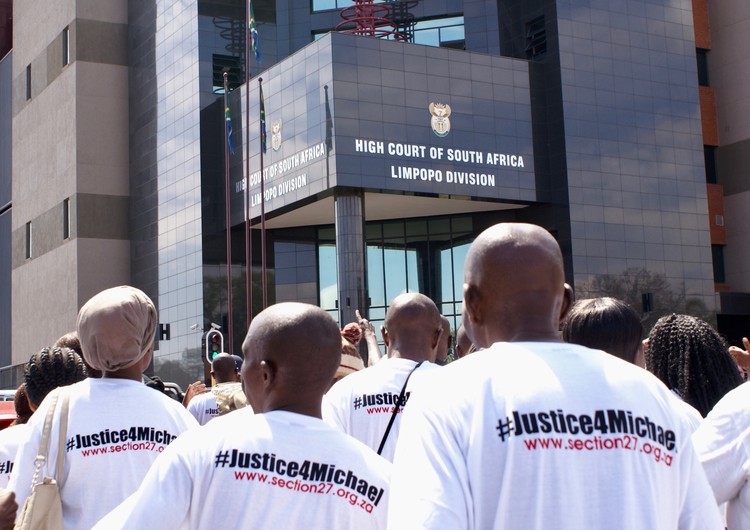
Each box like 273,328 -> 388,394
386,346 -> 432,363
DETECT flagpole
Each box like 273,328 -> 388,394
244,3 -> 253,329
222,71 -> 234,354
259,77 -> 267,309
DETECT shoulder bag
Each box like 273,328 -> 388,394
15,389 -> 70,530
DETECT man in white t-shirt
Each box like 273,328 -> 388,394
692,381 -> 750,528
387,223 -> 722,530
323,293 -> 442,461
187,353 -> 249,425
95,302 -> 391,530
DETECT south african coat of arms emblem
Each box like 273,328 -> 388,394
429,103 -> 451,137
271,120 -> 282,152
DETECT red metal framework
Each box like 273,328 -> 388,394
336,0 -> 408,41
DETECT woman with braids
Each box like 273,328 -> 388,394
0,347 -> 87,488
7,286 -> 198,529
646,314 -> 742,417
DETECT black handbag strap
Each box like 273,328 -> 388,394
377,360 -> 424,455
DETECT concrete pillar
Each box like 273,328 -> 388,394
334,188 -> 367,326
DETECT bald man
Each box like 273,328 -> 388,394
186,353 -> 249,425
95,303 -> 390,530
323,293 -> 442,461
388,223 -> 722,529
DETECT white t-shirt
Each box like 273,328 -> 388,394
668,390 -> 703,433
323,357 -> 436,461
94,409 -> 391,530
692,381 -> 750,529
8,378 -> 198,530
388,342 -> 723,530
0,423 -> 30,488
186,382 -> 250,426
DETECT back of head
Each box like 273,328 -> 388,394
54,332 -> 82,356
12,384 -> 33,425
211,353 -> 239,383
231,354 -> 244,372
435,316 -> 452,365
455,325 -> 474,358
463,223 -> 570,347
56,331 -> 103,378
383,293 -> 442,362
646,314 -> 742,416
562,297 -> 643,364
25,346 -> 88,408
241,302 -> 342,414
76,285 -> 157,373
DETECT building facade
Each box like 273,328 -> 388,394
0,0 -> 747,388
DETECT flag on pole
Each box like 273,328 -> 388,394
260,83 -> 267,154
249,1 -> 261,63
225,103 -> 235,155
223,72 -> 235,155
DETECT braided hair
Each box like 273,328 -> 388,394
646,314 -> 742,417
24,346 -> 88,408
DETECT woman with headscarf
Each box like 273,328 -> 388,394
8,286 -> 198,529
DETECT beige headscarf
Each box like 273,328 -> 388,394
76,286 -> 157,372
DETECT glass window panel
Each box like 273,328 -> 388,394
369,307 -> 386,321
405,219 -> 427,236
367,307 -> 386,344
312,0 -> 385,12
318,244 -> 338,310
451,216 -> 472,235
429,218 -> 451,235
414,29 -> 440,47
441,303 -> 456,317
406,248 -> 420,293
312,0 -> 336,12
383,221 -> 404,238
440,246 -> 453,303
440,25 -> 465,43
367,245 -> 386,307
384,246 -> 407,302
318,226 -> 336,241
416,17 -> 462,30
366,223 -> 382,239
452,242 -> 471,301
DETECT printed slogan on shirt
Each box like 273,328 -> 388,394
214,449 -> 386,515
353,391 -> 410,414
67,426 -> 179,457
496,408 -> 677,466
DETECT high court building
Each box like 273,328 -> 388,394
0,0 -> 749,387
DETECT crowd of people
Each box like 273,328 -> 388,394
0,221 -> 747,529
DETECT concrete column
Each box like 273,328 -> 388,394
334,188 -> 367,326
